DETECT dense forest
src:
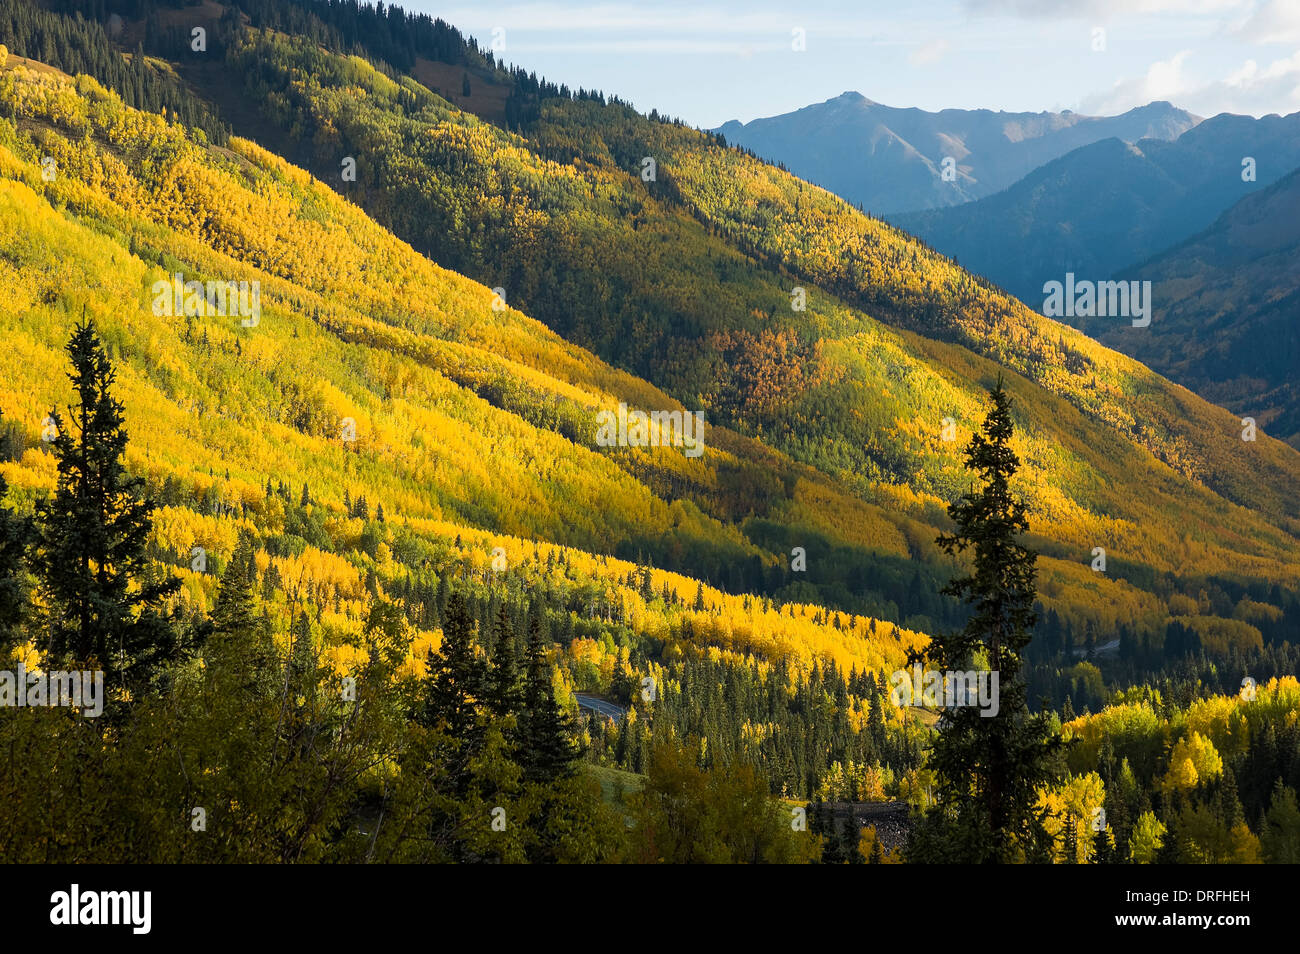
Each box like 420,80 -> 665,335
0,0 -> 1297,863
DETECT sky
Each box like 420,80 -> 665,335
407,0 -> 1300,128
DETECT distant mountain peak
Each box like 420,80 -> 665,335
712,96 -> 1201,215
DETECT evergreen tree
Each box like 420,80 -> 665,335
908,378 -> 1061,862
207,531 -> 278,695
211,532 -> 260,638
1093,827 -> 1115,864
32,321 -> 188,694
813,801 -> 843,863
485,603 -> 522,717
519,614 -> 579,783
288,609 -> 316,690
422,592 -> 485,747
1062,814 -> 1078,863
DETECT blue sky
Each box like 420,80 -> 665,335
410,0 -> 1300,127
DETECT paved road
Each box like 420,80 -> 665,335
574,693 -> 626,721
1070,639 -> 1121,658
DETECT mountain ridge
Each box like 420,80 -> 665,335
714,93 -> 1200,214
1087,165 -> 1300,448
894,110 -> 1300,305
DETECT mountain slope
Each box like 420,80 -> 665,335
0,58 -> 930,681
5,3 -> 1300,676
895,112 -> 1300,304
715,93 -> 1199,214
5,4 -> 1300,861
1083,166 -> 1300,448
207,29 -> 1300,533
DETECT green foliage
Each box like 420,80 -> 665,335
32,320 -> 191,697
627,734 -> 816,863
518,615 -> 580,784
909,381 -> 1062,861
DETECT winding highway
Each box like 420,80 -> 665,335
574,693 -> 627,721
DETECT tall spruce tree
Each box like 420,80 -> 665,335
485,603 -> 522,718
33,320 -> 185,694
423,592 -> 485,745
519,614 -> 579,783
909,377 -> 1061,862
207,531 -> 277,693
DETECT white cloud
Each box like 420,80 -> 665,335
1080,47 -> 1300,115
909,38 -> 951,65
962,0 -> 1248,17
1230,0 -> 1300,44
1080,49 -> 1194,112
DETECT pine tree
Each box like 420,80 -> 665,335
288,610 -> 316,690
207,531 -> 277,693
211,533 -> 260,637
422,593 -> 485,745
814,801 -> 843,863
485,603 -> 522,717
33,320 -> 187,694
1093,827 -> 1115,864
909,377 -> 1061,862
519,614 -> 579,783
1217,765 -> 1244,830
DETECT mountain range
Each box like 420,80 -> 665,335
715,92 -> 1200,214
894,111 -> 1300,306
1083,166 -> 1300,448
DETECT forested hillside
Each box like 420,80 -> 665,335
1088,168 -> 1300,450
0,41 -> 946,787
0,0 -> 1297,865
171,21 -> 1300,664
